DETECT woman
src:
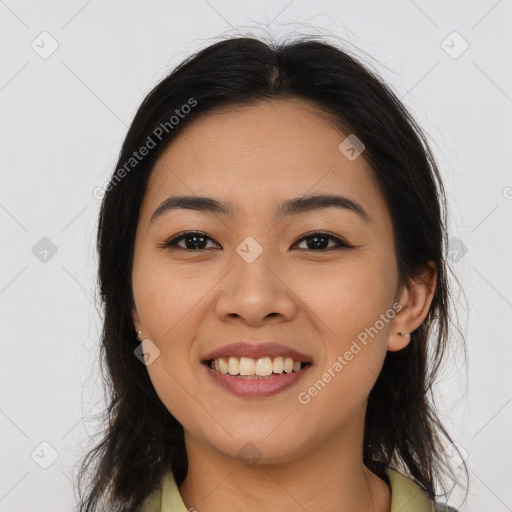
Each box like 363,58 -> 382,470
77,36 -> 466,511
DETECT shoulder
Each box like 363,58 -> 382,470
385,468 -> 458,512
140,471 -> 188,512
140,484 -> 162,512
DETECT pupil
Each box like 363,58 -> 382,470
308,235 -> 328,250
187,235 -> 206,250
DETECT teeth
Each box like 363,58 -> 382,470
273,356 -> 284,373
218,357 -> 228,374
209,356 -> 306,376
228,357 -> 239,375
256,357 -> 273,376
239,357 -> 256,375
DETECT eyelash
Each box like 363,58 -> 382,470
159,230 -> 353,252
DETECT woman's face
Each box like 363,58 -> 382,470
131,98 -> 412,464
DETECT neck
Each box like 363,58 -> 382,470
178,408 -> 391,512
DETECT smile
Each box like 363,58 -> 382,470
207,356 -> 309,377
204,359 -> 311,398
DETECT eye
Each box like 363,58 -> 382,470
160,231 -> 220,251
293,231 -> 353,251
160,230 -> 353,252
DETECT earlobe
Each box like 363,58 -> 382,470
388,261 -> 437,352
132,306 -> 141,334
388,329 -> 412,352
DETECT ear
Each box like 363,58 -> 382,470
388,261 -> 437,352
132,305 -> 141,335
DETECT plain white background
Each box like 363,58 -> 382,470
1,1 -> 511,510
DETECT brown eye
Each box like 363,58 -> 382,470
160,230 -> 352,252
162,231 -> 220,251
294,232 -> 352,251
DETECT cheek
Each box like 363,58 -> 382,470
297,292 -> 393,431
133,261 -> 215,420
296,254 -> 396,406
134,259 -> 213,341
295,347 -> 385,440
145,360 -> 215,445
300,253 -> 397,342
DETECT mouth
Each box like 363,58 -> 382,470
204,359 -> 312,398
204,356 -> 312,378
201,342 -> 313,398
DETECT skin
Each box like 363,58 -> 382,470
131,98 -> 437,512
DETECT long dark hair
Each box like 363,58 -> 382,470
77,35 -> 468,511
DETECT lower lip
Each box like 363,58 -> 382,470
205,365 -> 310,398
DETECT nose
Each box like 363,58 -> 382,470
214,250 -> 298,327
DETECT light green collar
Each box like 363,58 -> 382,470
142,467 -> 437,511
385,467 -> 436,511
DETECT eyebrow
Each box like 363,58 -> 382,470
149,193 -> 371,225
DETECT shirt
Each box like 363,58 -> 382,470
141,467 -> 456,511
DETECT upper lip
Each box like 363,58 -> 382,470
202,342 -> 312,363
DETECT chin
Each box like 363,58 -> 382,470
206,433 -> 307,467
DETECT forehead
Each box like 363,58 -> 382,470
142,98 -> 390,226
